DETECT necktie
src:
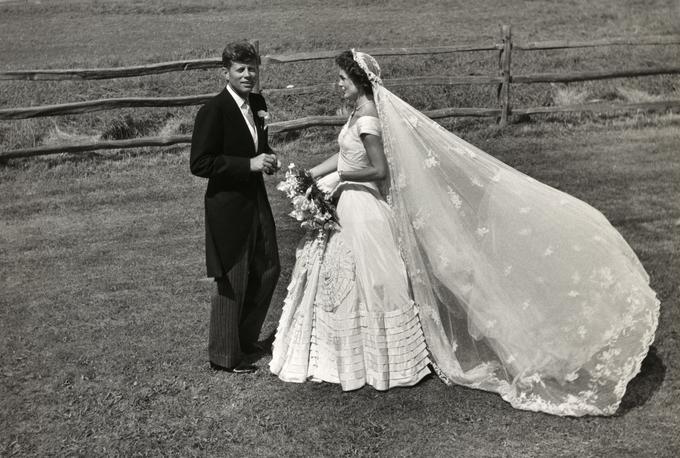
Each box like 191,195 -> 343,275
243,101 -> 255,129
242,101 -> 258,151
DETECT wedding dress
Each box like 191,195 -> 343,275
271,51 -> 659,416
269,115 -> 432,390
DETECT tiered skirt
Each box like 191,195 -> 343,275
270,186 -> 431,390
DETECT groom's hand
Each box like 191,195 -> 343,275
250,153 -> 277,173
266,158 -> 283,175
263,157 -> 282,175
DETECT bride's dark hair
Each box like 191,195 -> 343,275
335,50 -> 373,97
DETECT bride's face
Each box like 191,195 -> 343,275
337,69 -> 359,102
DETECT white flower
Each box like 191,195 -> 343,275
424,155 -> 440,168
577,326 -> 587,338
568,290 -> 580,297
412,268 -> 426,284
446,187 -> 462,209
600,348 -> 621,362
598,267 -> 614,286
476,227 -> 489,237
565,371 -> 579,382
521,300 -> 530,310
428,307 -> 442,326
412,211 -> 426,230
522,373 -> 544,386
449,339 -> 458,353
543,246 -> 554,256
504,265 -> 512,276
438,252 -> 450,268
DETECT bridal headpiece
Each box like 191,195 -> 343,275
351,49 -> 382,85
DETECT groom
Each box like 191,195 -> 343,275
190,41 -> 280,373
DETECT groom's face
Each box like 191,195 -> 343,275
224,60 -> 258,97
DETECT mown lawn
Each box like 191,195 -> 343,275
1,0 -> 679,456
1,116 -> 678,456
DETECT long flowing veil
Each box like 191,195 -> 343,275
353,50 -> 659,416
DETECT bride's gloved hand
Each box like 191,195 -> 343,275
315,171 -> 341,195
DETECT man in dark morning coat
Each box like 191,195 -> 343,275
190,41 -> 280,373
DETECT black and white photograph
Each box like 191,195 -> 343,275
1,0 -> 678,456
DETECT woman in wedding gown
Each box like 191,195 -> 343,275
269,51 -> 432,390
270,50 -> 660,416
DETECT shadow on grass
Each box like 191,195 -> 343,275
616,346 -> 666,415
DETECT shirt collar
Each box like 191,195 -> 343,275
226,84 -> 248,108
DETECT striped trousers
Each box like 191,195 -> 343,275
209,198 -> 280,369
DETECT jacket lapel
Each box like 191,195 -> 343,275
220,88 -> 256,156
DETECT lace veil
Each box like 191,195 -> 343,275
352,50 -> 659,415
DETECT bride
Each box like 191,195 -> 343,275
269,50 -> 660,416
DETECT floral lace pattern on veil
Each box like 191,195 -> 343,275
356,51 -> 660,416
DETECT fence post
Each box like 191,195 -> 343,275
498,25 -> 512,127
253,40 -> 261,94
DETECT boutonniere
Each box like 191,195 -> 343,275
257,110 -> 270,130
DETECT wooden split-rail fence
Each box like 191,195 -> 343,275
1,25 -> 679,160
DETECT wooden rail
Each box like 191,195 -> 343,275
4,65 -> 679,120
0,76 -> 505,120
514,35 -> 680,50
3,101 -> 677,160
1,36 -> 677,81
0,94 -> 215,120
0,58 -> 222,81
513,66 -> 680,84
2,28 -> 679,158
0,45 -> 499,82
512,99 -> 680,115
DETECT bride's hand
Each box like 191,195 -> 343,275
316,171 -> 341,194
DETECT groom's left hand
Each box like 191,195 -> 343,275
264,157 -> 282,175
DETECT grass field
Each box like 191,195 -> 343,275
1,1 -> 679,456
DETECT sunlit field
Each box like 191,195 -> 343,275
1,1 -> 679,456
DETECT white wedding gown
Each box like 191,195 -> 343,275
270,116 -> 432,390
270,53 -> 659,415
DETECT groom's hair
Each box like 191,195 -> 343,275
222,41 -> 260,68
335,51 -> 373,96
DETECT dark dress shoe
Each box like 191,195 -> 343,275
242,337 -> 274,355
210,362 -> 258,374
241,343 -> 263,355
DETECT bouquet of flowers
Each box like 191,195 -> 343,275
277,163 -> 339,234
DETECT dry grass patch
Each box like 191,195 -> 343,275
1,119 -> 678,456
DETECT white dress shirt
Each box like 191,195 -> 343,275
226,84 -> 258,152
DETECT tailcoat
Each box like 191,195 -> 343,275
190,89 -> 276,278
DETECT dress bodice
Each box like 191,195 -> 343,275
337,116 -> 382,192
